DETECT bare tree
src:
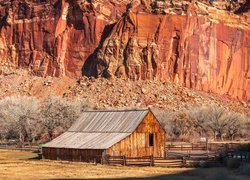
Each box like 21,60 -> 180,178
153,109 -> 196,141
40,96 -> 88,140
226,112 -> 242,141
188,107 -> 210,139
206,106 -> 228,140
0,96 -> 41,145
189,106 -> 245,141
0,96 -> 89,145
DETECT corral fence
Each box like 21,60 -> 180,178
1,144 -> 249,167
0,145 -> 40,153
103,150 -> 250,167
166,143 -> 250,152
226,151 -> 250,162
102,152 -> 225,167
166,143 -> 207,151
104,156 -> 154,166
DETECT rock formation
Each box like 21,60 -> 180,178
84,1 -> 250,101
0,0 -> 249,101
0,0 -> 128,77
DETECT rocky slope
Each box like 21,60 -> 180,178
0,0 -> 249,101
0,69 -> 249,114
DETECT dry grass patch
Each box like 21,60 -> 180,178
0,150 -> 249,180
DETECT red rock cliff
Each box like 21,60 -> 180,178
0,0 -> 128,77
0,0 -> 249,101
84,1 -> 250,101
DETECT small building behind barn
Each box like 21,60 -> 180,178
42,109 -> 166,162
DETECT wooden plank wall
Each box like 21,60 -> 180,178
107,111 -> 166,157
42,147 -> 104,162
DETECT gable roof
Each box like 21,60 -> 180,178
44,109 -> 150,149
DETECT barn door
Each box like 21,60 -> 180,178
149,133 -> 154,156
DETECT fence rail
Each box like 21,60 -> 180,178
103,152 -> 224,167
166,144 -> 207,151
106,156 -> 154,166
104,150 -> 250,167
1,144 -> 249,167
0,145 -> 40,152
166,143 -> 250,152
154,158 -> 184,167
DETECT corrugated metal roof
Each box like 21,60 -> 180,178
44,109 -> 149,149
68,109 -> 149,133
44,132 -> 130,149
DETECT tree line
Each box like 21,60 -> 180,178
155,106 -> 250,142
0,96 -> 88,146
0,96 -> 249,145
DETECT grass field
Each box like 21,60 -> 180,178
0,150 -> 249,180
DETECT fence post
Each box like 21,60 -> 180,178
150,155 -> 154,166
225,144 -> 229,152
123,156 -> 126,166
182,157 -> 186,167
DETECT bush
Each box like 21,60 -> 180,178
226,158 -> 241,169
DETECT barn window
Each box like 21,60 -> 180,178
149,133 -> 154,147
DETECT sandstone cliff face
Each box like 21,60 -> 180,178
85,1 -> 250,101
178,3 -> 250,101
0,0 -> 128,77
0,0 -> 249,101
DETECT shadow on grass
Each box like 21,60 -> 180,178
28,154 -> 41,160
48,166 -> 250,180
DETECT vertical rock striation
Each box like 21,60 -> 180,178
0,0 -> 249,101
86,1 -> 250,101
0,0 -> 128,77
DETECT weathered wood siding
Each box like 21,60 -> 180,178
107,112 -> 165,157
42,147 -> 104,162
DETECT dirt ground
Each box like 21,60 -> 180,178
0,150 -> 249,180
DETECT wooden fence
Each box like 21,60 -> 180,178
166,143 -> 250,152
103,152 -> 223,167
154,157 -> 185,167
105,156 -> 154,166
166,144 -> 207,151
104,150 -> 250,167
226,151 -> 250,162
0,145 -> 40,152
1,144 -> 249,167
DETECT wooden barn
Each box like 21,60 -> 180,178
42,109 -> 166,162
